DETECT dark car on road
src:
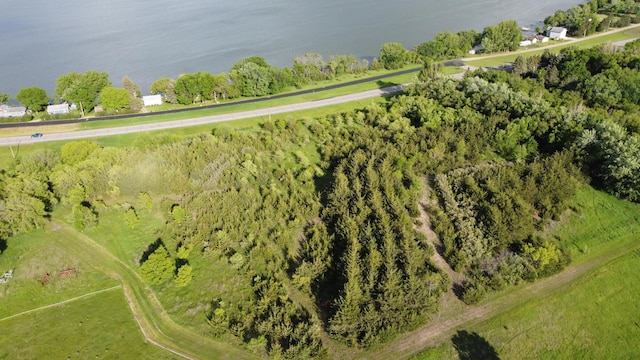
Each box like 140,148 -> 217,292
31,133 -> 43,138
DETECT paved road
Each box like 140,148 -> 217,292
0,85 -> 404,146
4,23 -> 639,147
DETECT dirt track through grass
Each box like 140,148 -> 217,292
50,221 -> 255,360
368,236 -> 640,359
0,285 -> 121,322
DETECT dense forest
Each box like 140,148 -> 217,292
2,40 -> 640,357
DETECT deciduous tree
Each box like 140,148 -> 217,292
55,71 -> 111,112
16,87 -> 48,112
0,93 -> 11,105
378,42 -> 407,69
139,245 -> 175,285
99,87 -> 130,111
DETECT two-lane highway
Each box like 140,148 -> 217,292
0,85 -> 404,146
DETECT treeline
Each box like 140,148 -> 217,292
5,1 -> 615,119
508,44 -> 640,201
545,0 -> 640,36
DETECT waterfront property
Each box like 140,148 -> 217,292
47,103 -> 70,115
0,105 -> 26,117
547,27 -> 568,40
143,95 -> 163,107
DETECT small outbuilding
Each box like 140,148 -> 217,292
546,27 -> 567,40
143,95 -> 163,107
47,103 -> 70,115
536,35 -> 550,43
519,40 -> 532,47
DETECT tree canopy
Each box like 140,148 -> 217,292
99,87 -> 130,111
55,70 -> 111,112
16,87 -> 48,112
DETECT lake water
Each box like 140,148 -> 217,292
0,0 -> 583,97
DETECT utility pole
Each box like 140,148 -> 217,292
584,18 -> 592,37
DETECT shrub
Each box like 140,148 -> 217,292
461,281 -> 486,305
174,264 -> 193,287
139,245 -> 175,285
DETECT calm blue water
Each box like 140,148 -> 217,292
0,0 -> 582,97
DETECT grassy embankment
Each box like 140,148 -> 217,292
0,67 -> 427,138
0,95 -> 378,169
0,209 -> 256,359
411,186 -> 640,359
0,224 -> 175,359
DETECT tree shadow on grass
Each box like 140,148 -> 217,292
140,238 -> 164,265
452,330 -> 500,360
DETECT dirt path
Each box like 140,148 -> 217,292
414,177 -> 467,286
412,177 -> 469,322
369,239 -> 640,359
51,222 -> 255,360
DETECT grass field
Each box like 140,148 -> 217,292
0,287 -> 176,359
0,225 -> 118,317
411,186 -> 640,359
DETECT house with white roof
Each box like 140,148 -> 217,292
47,103 -> 70,115
143,95 -> 163,107
546,27 -> 568,40
0,104 -> 26,118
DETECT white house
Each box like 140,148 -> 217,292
0,105 -> 26,117
519,40 -> 532,47
547,27 -> 568,40
143,95 -> 163,107
47,103 -> 70,115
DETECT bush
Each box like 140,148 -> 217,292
139,245 -> 175,285
461,281 -> 486,305
41,112 -> 82,121
175,264 -> 193,287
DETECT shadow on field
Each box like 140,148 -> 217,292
0,238 -> 6,254
139,238 -> 164,264
451,330 -> 500,360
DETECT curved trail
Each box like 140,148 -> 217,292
368,240 -> 640,359
50,222 -> 255,360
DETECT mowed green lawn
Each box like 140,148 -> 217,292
0,226 -> 175,359
413,186 -> 640,359
0,286 -> 176,359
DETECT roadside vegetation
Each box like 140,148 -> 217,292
1,1 -> 640,359
4,0 -> 638,126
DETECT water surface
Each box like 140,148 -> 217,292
0,0 -> 583,96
